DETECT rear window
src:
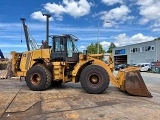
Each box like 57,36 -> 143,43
145,64 -> 150,66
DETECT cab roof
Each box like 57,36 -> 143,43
51,34 -> 78,41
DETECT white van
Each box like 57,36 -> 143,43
135,63 -> 151,72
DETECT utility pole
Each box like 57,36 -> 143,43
97,21 -> 100,54
97,21 -> 110,54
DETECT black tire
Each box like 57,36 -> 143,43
80,65 -> 110,94
26,64 -> 52,91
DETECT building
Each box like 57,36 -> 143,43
112,39 -> 160,65
103,53 -> 110,62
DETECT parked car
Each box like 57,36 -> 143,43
150,61 -> 160,73
134,63 -> 151,72
115,64 -> 127,71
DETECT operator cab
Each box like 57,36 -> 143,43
50,34 -> 79,63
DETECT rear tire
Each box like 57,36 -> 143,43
80,65 -> 109,94
26,64 -> 52,91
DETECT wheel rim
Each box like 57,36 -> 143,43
30,73 -> 41,85
89,74 -> 100,84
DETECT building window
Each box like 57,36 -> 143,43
145,46 -> 148,51
133,48 -> 139,53
130,49 -> 133,53
140,47 -> 142,52
131,46 -> 155,53
142,47 -> 144,52
133,48 -> 135,53
130,47 -> 140,53
135,48 -> 137,52
137,47 -> 140,52
148,46 -> 151,51
151,45 -> 155,51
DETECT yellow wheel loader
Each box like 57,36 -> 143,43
10,14 -> 152,97
10,34 -> 152,97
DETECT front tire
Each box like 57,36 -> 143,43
80,65 -> 110,94
26,64 -> 52,91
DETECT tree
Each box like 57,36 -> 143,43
154,37 -> 160,40
107,42 -> 116,53
87,42 -> 105,54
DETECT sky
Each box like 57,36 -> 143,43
0,0 -> 160,58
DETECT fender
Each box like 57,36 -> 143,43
72,57 -> 119,87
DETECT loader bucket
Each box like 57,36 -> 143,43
116,67 -> 152,97
121,68 -> 152,97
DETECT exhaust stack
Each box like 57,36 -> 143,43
42,13 -> 51,48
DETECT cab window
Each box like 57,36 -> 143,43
67,40 -> 73,57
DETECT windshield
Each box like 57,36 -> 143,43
68,35 -> 79,53
51,34 -> 79,53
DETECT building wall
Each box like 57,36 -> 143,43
112,39 -> 160,64
155,40 -> 160,61
103,53 -> 110,62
